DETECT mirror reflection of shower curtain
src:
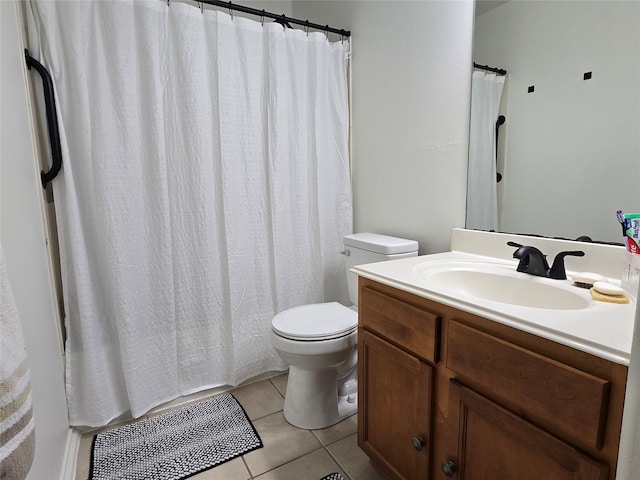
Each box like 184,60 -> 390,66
466,70 -> 505,231
26,0 -> 352,427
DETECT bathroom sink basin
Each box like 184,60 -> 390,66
413,261 -> 589,310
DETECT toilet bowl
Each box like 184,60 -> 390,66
271,302 -> 358,430
271,233 -> 418,429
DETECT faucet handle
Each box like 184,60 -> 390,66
507,241 -> 523,249
549,250 -> 585,280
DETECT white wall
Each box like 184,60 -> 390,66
0,1 -> 71,479
474,1 -> 640,243
231,0 -> 292,16
293,1 -> 475,254
178,0 -> 292,17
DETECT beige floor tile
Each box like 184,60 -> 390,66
327,433 -> 386,480
269,372 -> 288,397
254,448 -> 345,480
244,411 -> 321,476
232,379 -> 284,421
190,457 -> 251,480
312,414 -> 357,446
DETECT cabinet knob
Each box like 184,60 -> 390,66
411,436 -> 425,451
441,460 -> 456,477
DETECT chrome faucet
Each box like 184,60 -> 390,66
507,242 -> 585,280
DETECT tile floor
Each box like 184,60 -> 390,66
75,373 -> 386,480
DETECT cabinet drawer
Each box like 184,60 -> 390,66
446,320 -> 611,450
359,286 -> 440,364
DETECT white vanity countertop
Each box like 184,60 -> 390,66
352,229 -> 637,366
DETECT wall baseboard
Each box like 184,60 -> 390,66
58,428 -> 81,480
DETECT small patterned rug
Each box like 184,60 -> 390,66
89,393 -> 262,480
320,474 -> 345,480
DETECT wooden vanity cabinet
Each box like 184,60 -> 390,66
357,277 -> 628,480
445,380 -> 609,480
358,329 -> 433,480
357,282 -> 441,480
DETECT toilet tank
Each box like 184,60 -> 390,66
343,233 -> 419,306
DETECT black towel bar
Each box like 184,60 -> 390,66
495,115 -> 506,182
24,49 -> 62,188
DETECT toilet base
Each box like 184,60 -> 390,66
283,366 -> 357,430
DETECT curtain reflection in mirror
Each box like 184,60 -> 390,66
466,70 -> 505,231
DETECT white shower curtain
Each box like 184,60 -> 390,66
466,70 -> 505,231
27,0 -> 352,427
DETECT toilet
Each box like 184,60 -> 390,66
271,233 -> 419,429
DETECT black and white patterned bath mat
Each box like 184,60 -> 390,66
320,474 -> 345,480
89,393 -> 262,480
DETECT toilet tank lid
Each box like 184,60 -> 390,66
344,233 -> 418,255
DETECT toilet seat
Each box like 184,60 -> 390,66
272,302 -> 357,341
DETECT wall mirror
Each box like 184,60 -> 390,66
469,0 -> 639,243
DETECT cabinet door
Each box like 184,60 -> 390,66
443,381 -> 608,480
358,329 -> 433,480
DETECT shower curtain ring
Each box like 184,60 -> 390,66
305,20 -> 309,37
261,10 -> 265,26
228,1 -> 233,19
325,26 -> 329,41
199,1 -> 203,13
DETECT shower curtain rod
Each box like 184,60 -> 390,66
474,62 -> 507,76
198,0 -> 351,37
